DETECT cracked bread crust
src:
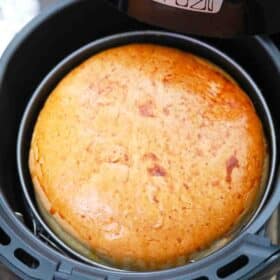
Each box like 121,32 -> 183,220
29,44 -> 267,270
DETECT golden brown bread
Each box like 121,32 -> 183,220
29,44 -> 267,270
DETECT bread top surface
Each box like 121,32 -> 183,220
29,44 -> 266,270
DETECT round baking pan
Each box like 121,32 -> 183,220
17,30 -> 277,271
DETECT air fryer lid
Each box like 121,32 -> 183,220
107,0 -> 280,38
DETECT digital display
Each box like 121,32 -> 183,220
152,0 -> 223,14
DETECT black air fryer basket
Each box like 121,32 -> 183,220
1,1 -> 280,279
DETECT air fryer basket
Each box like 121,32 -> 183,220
16,30 -> 277,272
1,0 -> 280,279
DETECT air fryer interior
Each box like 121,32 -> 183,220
0,0 -> 280,278
16,30 -> 277,271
